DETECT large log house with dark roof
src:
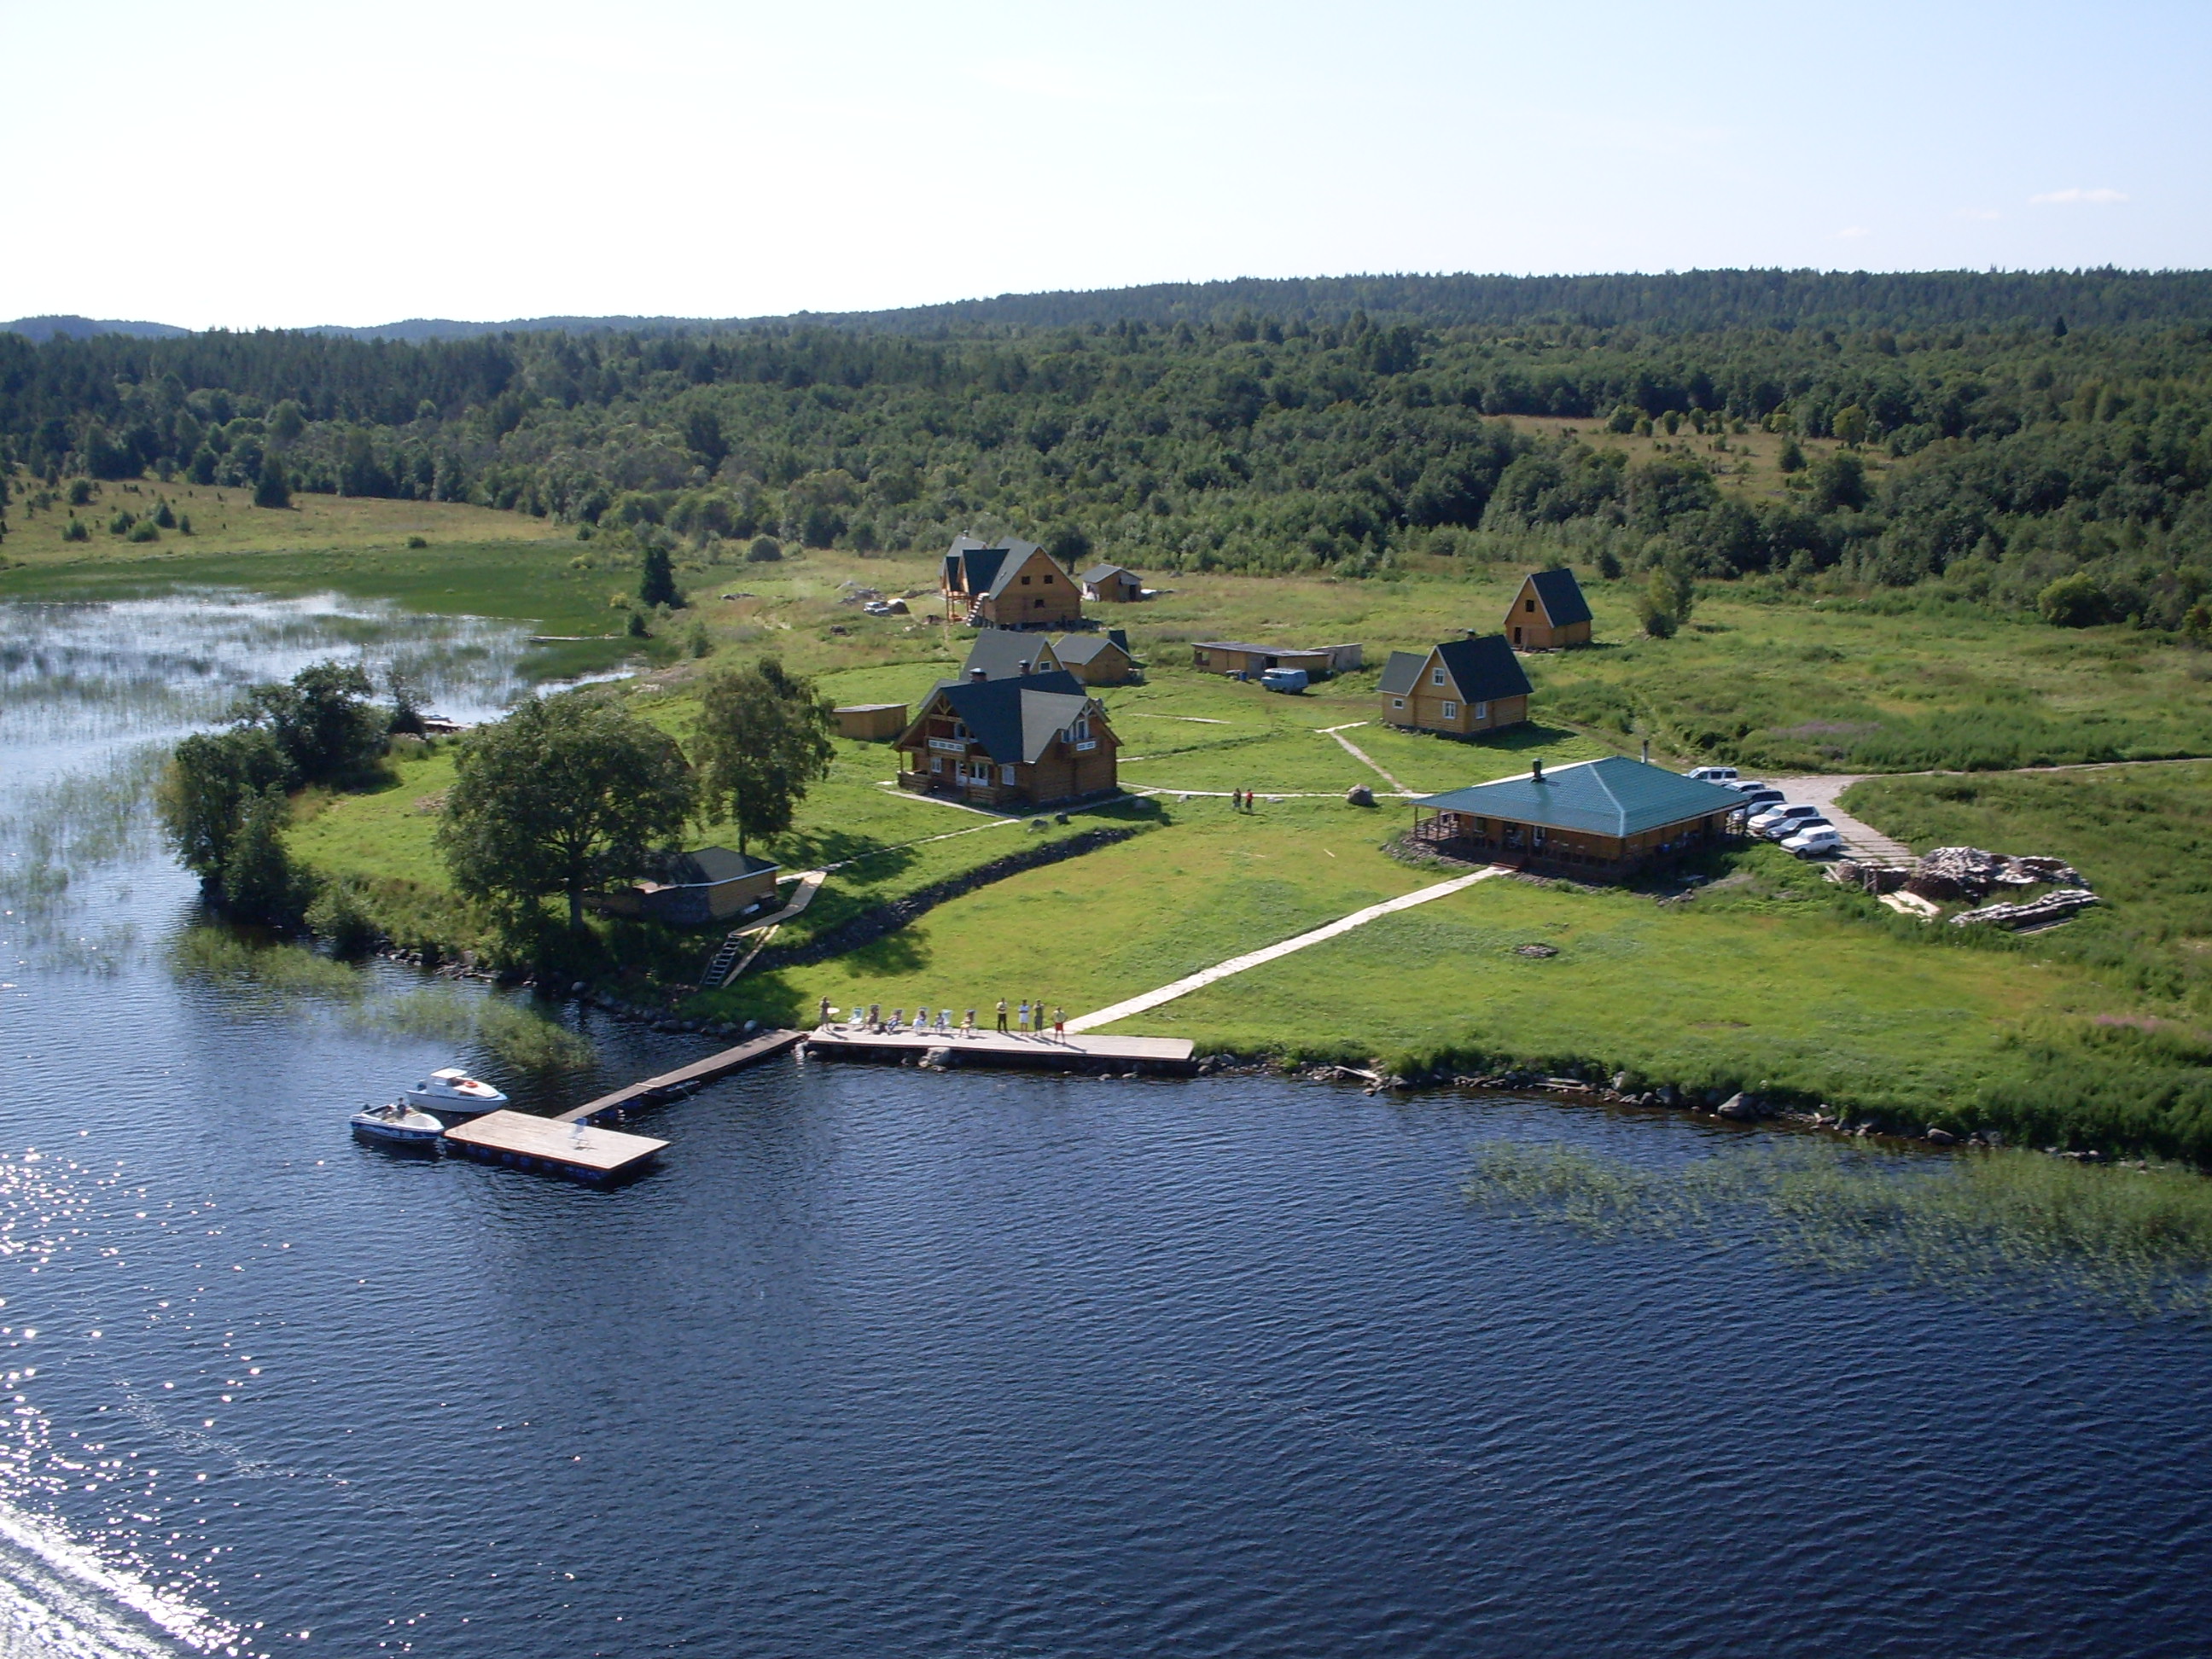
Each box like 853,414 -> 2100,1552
894,667 -> 1120,809
941,536 -> 1084,629
1409,756 -> 1746,877
1377,632 -> 1532,736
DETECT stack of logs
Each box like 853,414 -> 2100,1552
1832,846 -> 2097,929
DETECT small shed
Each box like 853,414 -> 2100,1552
1080,562 -> 1145,602
1193,641 -> 1342,678
591,847 -> 783,928
835,702 -> 909,741
1505,569 -> 1593,649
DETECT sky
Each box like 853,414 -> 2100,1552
2,0 -> 2205,329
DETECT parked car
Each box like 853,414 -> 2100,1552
1687,765 -> 1740,783
1750,803 -> 1828,838
1782,825 -> 1846,858
1732,788 -> 1785,815
1259,667 -> 1309,693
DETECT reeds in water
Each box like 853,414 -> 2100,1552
1467,1139 -> 2212,1322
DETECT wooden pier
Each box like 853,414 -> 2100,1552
805,1025 -> 1197,1074
555,1027 -> 807,1123
439,1027 -> 805,1186
442,1111 -> 670,1185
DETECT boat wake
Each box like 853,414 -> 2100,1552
0,1499 -> 244,1659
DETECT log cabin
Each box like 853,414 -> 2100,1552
941,536 -> 1084,628
894,668 -> 1120,808
1409,756 -> 1745,877
1377,632 -> 1532,736
1505,568 -> 1593,649
1049,629 -> 1137,686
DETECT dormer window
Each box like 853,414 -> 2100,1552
1070,717 -> 1090,742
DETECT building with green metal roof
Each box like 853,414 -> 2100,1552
1410,756 -> 1744,876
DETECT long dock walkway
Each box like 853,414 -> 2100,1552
555,1027 -> 806,1123
806,1026 -> 1196,1074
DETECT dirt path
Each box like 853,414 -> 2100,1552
1066,865 -> 1505,1033
1319,722 -> 1409,792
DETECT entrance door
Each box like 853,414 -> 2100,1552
1512,626 -> 1522,645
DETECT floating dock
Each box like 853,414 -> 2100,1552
805,1026 -> 1197,1074
442,1110 -> 670,1185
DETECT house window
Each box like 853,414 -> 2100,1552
1391,696 -> 1405,709
1441,701 -> 1457,719
1021,574 -> 1032,585
1001,764 -> 1017,785
1033,597 -> 1045,608
1526,598 -> 1537,613
1431,667 -> 1445,686
1474,701 -> 1487,719
930,755 -> 943,774
1071,716 -> 1090,742
1043,573 -> 1054,584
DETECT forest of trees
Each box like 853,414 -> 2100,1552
5,269 -> 2212,628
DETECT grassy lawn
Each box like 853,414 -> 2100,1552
1103,857 -> 2084,1117
1844,762 -> 2212,1014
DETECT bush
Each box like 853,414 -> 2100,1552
253,461 -> 291,509
61,516 -> 89,542
2037,573 -> 2109,628
67,479 -> 92,506
405,533 -> 428,549
108,509 -> 135,535
746,535 -> 783,563
126,518 -> 160,543
306,878 -> 383,956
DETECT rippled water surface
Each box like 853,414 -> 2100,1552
3,592 -> 2212,1657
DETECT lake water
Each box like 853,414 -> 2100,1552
3,592 -> 2212,1657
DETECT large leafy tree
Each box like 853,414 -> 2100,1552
233,661 -> 384,784
437,693 -> 696,930
155,726 -> 293,881
692,658 -> 836,852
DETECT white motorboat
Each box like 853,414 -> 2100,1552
403,1067 -> 508,1117
349,1102 -> 446,1146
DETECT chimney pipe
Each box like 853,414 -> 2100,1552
1532,757 -> 1545,783
1641,739 -> 1650,765
1465,627 -> 1478,638
1018,660 -> 1031,676
969,668 -> 987,682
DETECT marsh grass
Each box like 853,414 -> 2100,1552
361,984 -> 594,1072
169,927 -> 366,998
1467,1138 -> 2212,1321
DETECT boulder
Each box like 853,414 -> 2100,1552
1924,1127 -> 1959,1145
1346,783 -> 1375,806
1715,1091 -> 1762,1121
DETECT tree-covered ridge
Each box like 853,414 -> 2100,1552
3,289 -> 2211,626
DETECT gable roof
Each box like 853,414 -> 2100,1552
1415,757 -> 1744,838
913,670 -> 1096,764
1525,568 -> 1592,627
1377,635 -> 1533,700
1053,630 -> 1131,667
656,847 -> 780,887
1080,562 -> 1137,585
961,632 -> 1062,680
943,535 -> 1047,597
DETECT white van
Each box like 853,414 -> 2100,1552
1687,765 -> 1740,783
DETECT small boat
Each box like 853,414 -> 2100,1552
404,1067 -> 508,1117
350,1102 -> 446,1146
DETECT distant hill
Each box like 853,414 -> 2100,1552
20,269 -> 2212,349
3,314 -> 192,342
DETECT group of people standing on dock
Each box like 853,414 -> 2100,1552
819,997 -> 1067,1040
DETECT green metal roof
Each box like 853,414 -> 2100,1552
1413,757 -> 1745,837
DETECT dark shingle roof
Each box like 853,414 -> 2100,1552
961,632 -> 1062,680
658,847 -> 780,887
1527,568 -> 1592,627
920,670 -> 1093,763
1415,758 -> 1744,837
1378,636 -> 1532,701
942,535 -> 1044,597
1053,632 -> 1130,667
1080,562 -> 1135,585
